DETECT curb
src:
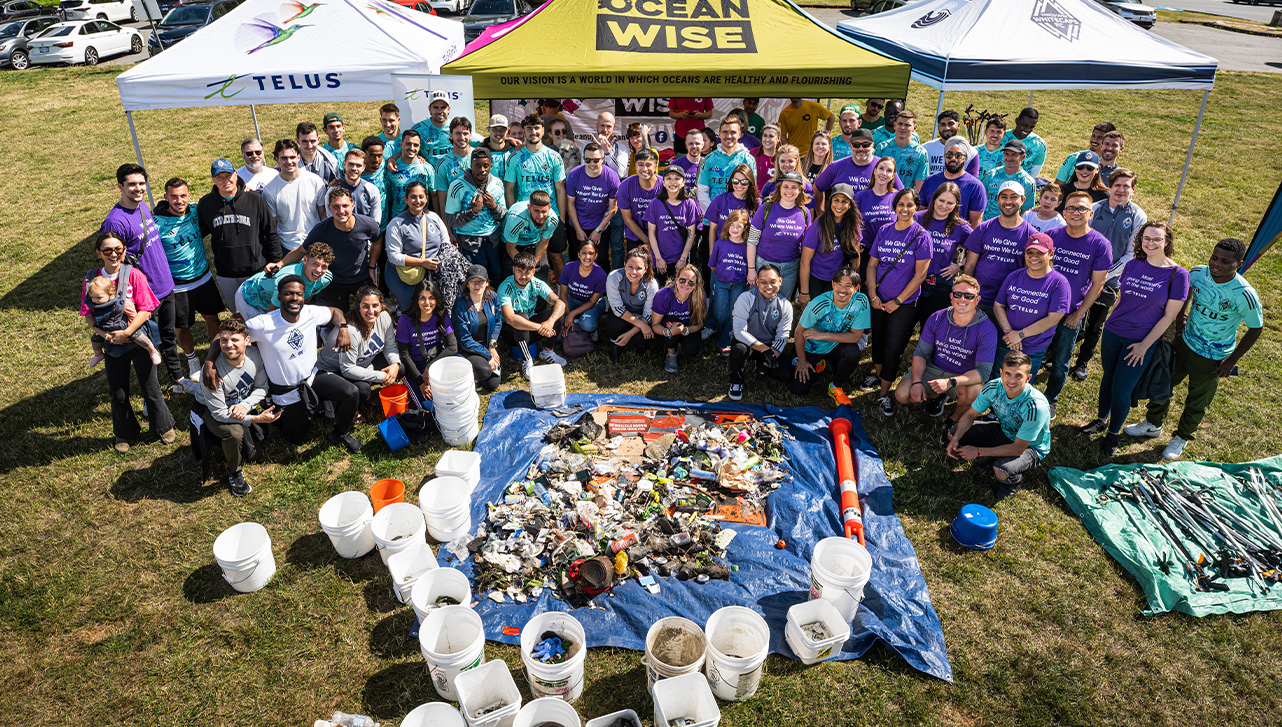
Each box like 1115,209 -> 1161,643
1176,19 -> 1282,38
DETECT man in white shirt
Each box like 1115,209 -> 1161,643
261,139 -> 327,252
235,137 -> 279,192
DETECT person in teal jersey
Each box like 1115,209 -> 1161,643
502,191 -> 560,281
155,177 -> 224,376
875,110 -> 929,193
947,350 -> 1051,499
384,130 -> 434,222
503,114 -> 568,215
377,102 -> 404,161
1053,121 -> 1114,183
359,136 -> 389,227
321,111 -> 358,161
980,139 -> 1036,220
696,115 -> 755,209
1126,238 -> 1264,460
481,114 -> 516,181
408,91 -> 454,171
1002,108 -> 1047,177
829,103 -> 862,161
433,117 -> 474,220
975,117 -> 1007,178
497,251 -> 568,376
445,148 -> 509,283
789,265 -> 870,395
861,98 -> 886,131
235,244 -> 334,318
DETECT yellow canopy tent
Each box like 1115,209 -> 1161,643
442,0 -> 910,98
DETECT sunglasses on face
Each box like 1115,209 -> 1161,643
244,150 -> 263,156
677,278 -> 697,287
552,130 -> 567,136
944,152 -> 966,159
100,246 -> 126,256
731,178 -> 750,186
867,102 -> 883,110
950,291 -> 977,300
851,142 -> 873,149
1076,165 -> 1096,171
584,157 -> 603,163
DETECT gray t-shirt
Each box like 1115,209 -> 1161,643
317,311 -> 401,383
202,347 -> 269,424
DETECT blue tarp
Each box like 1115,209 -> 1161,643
458,392 -> 952,682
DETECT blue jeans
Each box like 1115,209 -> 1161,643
1040,319 -> 1083,403
1097,328 -> 1154,434
567,296 -> 606,332
711,278 -> 749,349
757,256 -> 800,301
609,216 -> 627,271
459,234 -> 502,286
383,262 -> 417,313
991,342 -> 1047,382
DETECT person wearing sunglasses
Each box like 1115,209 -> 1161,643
991,234 -> 1071,382
565,142 -> 621,270
651,265 -> 708,373
235,137 -> 278,192
860,98 -> 886,131
815,128 -> 901,212
922,110 -> 962,176
979,138 -> 1036,221
919,137 -> 986,228
546,117 -> 582,174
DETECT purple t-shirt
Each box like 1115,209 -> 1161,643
802,221 -> 850,282
996,269 -> 1072,352
101,203 -> 175,299
711,239 -> 749,284
566,165 -> 621,232
703,192 -> 749,231
667,155 -> 701,195
651,286 -> 692,324
963,218 -> 1036,303
558,262 -> 607,303
761,178 -> 817,213
642,197 -> 702,265
1105,259 -> 1191,340
915,211 -> 972,279
919,309 -> 999,375
919,172 -> 987,223
617,175 -> 659,242
1045,227 -> 1112,311
750,202 -> 810,263
814,155 -> 902,194
395,314 -> 454,363
868,222 -> 932,304
855,188 -> 896,251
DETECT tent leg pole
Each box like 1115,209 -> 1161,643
125,110 -> 155,208
250,104 -> 261,140
1170,88 -> 1210,225
1028,90 -> 1034,107
934,90 -> 944,138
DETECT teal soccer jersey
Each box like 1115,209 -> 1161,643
972,380 -> 1051,458
798,291 -> 871,355
1183,265 -> 1264,361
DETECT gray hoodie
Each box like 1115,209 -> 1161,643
733,288 -> 793,352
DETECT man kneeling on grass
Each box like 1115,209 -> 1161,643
498,251 -> 567,379
946,350 -> 1052,499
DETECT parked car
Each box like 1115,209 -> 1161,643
427,0 -> 468,15
1095,0 -> 1156,28
148,0 -> 240,53
1,0 -> 53,21
0,14 -> 57,69
462,0 -> 530,42
57,0 -> 135,23
855,0 -> 925,15
388,0 -> 439,14
29,18 -> 141,64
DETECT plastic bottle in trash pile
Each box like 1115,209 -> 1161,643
330,712 -> 380,727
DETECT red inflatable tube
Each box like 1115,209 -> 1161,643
828,418 -> 865,545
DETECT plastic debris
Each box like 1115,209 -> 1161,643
532,634 -> 566,663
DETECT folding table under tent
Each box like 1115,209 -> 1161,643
834,0 -> 1219,222
115,0 -> 464,189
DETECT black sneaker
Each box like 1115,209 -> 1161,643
328,431 -> 362,454
1070,365 -> 1089,381
877,395 -> 893,417
940,420 -> 956,446
228,470 -> 252,497
609,344 -> 622,363
860,373 -> 879,390
996,475 -> 1022,500
1100,432 -> 1119,458
1047,401 -> 1057,421
1079,418 -> 1108,435
925,396 -> 945,418
728,383 -> 744,401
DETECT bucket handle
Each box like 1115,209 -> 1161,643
221,557 -> 262,586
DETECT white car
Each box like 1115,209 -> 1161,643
29,19 -> 141,65
429,0 -> 470,15
1095,0 -> 1156,29
57,0 -> 136,23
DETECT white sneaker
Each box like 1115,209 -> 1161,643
1124,421 -> 1163,438
521,358 -> 534,380
538,348 -> 567,366
1163,436 -> 1189,460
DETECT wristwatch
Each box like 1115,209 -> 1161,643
1018,331 -> 1026,339
948,377 -> 956,388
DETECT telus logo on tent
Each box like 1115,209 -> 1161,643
595,0 -> 757,54
1030,0 -> 1081,43
205,72 -> 342,99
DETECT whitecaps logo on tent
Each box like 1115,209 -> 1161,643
1030,0 -> 1081,43
910,10 -> 951,29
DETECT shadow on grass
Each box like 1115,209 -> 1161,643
285,531 -> 384,582
110,443 -> 221,504
0,231 -> 97,312
578,654 -> 650,720
360,661 -> 448,722
370,609 -> 418,658
0,371 -> 113,474
182,563 -> 235,604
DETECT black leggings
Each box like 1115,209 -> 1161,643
788,342 -> 863,394
604,311 -> 651,354
104,345 -> 174,441
728,341 -> 793,386
500,306 -> 558,349
154,292 -> 183,385
870,304 -> 919,383
277,372 -> 360,444
1074,296 -> 1115,369
461,350 -> 501,391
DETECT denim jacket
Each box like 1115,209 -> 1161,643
452,294 -> 502,355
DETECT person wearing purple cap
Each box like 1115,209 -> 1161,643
197,157 -> 281,319
866,188 -> 932,412
979,138 -> 1035,220
963,181 -> 1035,311
991,234 -> 1071,380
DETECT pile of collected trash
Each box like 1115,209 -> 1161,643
463,408 -> 793,606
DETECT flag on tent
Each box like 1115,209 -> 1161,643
1244,181 -> 1282,273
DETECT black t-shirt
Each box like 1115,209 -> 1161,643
303,214 -> 381,285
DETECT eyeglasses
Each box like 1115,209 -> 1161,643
1140,235 -> 1167,243
731,178 -> 750,186
950,291 -> 977,300
100,246 -> 126,256
243,150 -> 264,156
944,152 -> 966,159
851,142 -> 873,149
584,157 -> 603,163
677,278 -> 697,287
1064,206 -> 1090,213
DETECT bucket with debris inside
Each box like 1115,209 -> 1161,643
410,566 -> 472,623
652,671 -> 720,727
703,606 -> 769,701
808,536 -> 872,622
419,604 -> 487,701
455,659 -> 522,727
387,542 -> 439,603
512,697 -> 581,727
643,617 -> 707,694
370,502 -> 427,566
520,611 -> 587,702
784,598 -> 850,665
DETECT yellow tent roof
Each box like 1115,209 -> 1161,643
443,0 -> 910,99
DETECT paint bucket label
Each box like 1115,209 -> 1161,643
809,574 -> 823,601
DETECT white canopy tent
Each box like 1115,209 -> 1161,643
115,0 -> 464,193
835,0 -> 1219,221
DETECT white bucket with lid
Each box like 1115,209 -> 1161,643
402,702 -> 467,727
370,502 -> 428,565
212,522 -> 276,593
808,537 -> 873,622
317,491 -> 376,559
455,659 -> 522,727
437,449 -> 482,491
703,606 -> 770,702
419,476 -> 473,542
520,611 -> 587,702
387,542 -> 439,603
419,604 -> 487,701
411,566 -> 473,622
652,671 -> 720,727
643,617 -> 707,694
784,598 -> 850,665
529,363 -> 566,409
513,698 -> 580,727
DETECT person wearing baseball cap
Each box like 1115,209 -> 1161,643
408,91 -> 453,169
451,264 -> 503,392
979,135 -> 1035,220
478,113 -> 517,180
990,232 -> 1071,382
830,102 -> 864,161
962,179 -> 1035,311
1054,149 -> 1108,214
196,157 -> 282,316
321,111 -> 357,161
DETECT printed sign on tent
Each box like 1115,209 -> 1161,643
392,74 -> 477,132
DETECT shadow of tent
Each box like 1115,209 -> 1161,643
110,443 -> 220,504
0,371 -> 112,475
1,231 -> 100,312
360,661 -> 448,722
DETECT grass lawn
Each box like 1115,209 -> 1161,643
2,65 -> 1282,726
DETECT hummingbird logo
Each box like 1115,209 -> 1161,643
280,1 -> 322,24
237,14 -> 311,54
365,2 -> 392,16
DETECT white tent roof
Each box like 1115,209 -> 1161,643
117,0 -> 465,111
835,0 -> 1217,91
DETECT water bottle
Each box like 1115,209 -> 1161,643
331,712 -> 380,727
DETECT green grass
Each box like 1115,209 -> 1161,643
2,65 -> 1282,726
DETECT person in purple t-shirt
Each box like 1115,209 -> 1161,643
651,265 -> 707,373
709,209 -> 752,353
992,234 -> 1071,380
800,184 -> 861,304
866,188 -> 932,410
102,163 -> 183,386
395,279 -> 459,405
643,167 -> 701,282
1080,221 -> 1189,457
557,241 -> 608,336
668,129 -> 704,197
914,181 -> 973,324
963,180 -> 1035,308
854,156 -> 899,253
566,142 -> 621,268
814,128 -> 901,211
617,150 -> 660,264
748,170 -> 812,300
704,163 -> 759,244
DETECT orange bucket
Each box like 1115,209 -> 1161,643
380,383 -> 410,418
370,478 -> 406,513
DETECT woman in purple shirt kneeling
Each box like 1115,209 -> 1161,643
651,264 -> 707,374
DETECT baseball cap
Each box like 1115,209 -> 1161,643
851,129 -> 874,141
1075,150 -> 1101,169
488,114 -> 509,129
1026,233 -> 1054,254
778,171 -> 805,186
662,166 -> 686,178
1001,138 -> 1027,155
829,183 -> 856,201
210,158 -> 235,177
465,264 -> 489,282
839,103 -> 862,117
322,111 -> 343,127
997,180 -> 1026,197
428,90 -> 450,104
470,147 -> 492,163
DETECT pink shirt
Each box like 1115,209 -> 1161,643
80,266 -> 159,317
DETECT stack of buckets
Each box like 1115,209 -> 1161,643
429,357 -> 480,446
419,604 -> 487,701
370,501 -> 428,565
387,543 -> 439,603
212,522 -> 277,593
435,449 -> 482,493
529,363 -> 566,409
807,537 -> 873,622
419,476 -> 473,542
317,491 -> 377,559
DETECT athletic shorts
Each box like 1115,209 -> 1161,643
173,276 -> 226,328
548,220 -> 567,255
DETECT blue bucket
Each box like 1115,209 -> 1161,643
951,503 -> 998,551
510,343 -> 538,361
378,415 -> 410,452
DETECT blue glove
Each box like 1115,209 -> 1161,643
531,636 -> 564,663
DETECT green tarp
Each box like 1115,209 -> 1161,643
1049,456 -> 1282,617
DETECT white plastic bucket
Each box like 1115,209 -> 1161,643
387,543 -> 439,603
411,567 -> 473,622
434,385 -> 479,406
703,606 -> 769,702
437,449 -> 482,491
529,364 -> 566,410
419,476 -> 473,543
442,421 -> 481,447
784,598 -> 850,665
212,522 -> 276,593
402,702 -> 467,727
513,698 -> 580,727
643,617 -> 707,694
370,502 -> 428,565
584,710 -> 641,727
419,604 -> 487,701
317,491 -> 376,559
455,659 -> 522,727
808,537 -> 873,622
520,612 -> 587,702
430,357 -> 475,388
652,672 -> 720,727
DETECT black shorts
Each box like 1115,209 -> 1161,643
173,277 -> 225,328
548,220 -> 568,255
